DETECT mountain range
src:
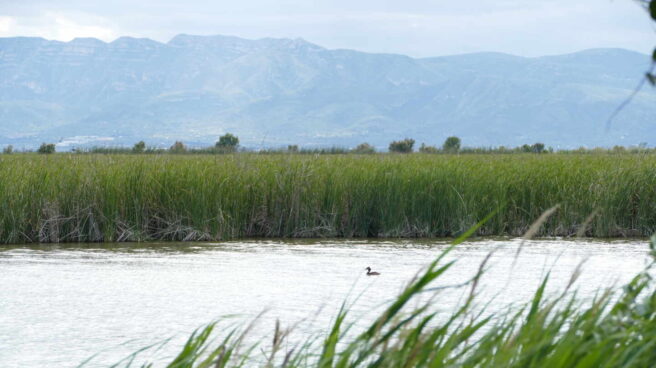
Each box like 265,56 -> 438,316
0,34 -> 654,150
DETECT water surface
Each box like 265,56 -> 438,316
0,238 -> 650,367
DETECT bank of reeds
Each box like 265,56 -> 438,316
120,236 -> 656,367
0,154 -> 654,243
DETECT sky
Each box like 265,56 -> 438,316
0,0 -> 653,57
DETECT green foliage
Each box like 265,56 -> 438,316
257,146 -> 349,155
351,143 -> 376,154
170,141 -> 187,153
132,141 -> 146,154
531,142 -> 546,153
519,143 -> 548,154
442,136 -> 461,152
37,143 -> 56,154
2,145 -> 13,154
18,141 -> 656,156
419,143 -> 439,154
215,133 -> 239,153
612,145 -> 627,153
388,138 -> 415,153
0,154 -> 655,244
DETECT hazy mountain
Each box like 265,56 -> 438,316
0,34 -> 654,150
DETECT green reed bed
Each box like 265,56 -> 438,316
120,236 -> 656,368
0,153 -> 654,243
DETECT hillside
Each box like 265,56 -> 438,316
0,35 -> 653,149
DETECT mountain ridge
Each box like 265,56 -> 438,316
0,34 -> 654,149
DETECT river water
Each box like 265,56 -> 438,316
0,238 -> 651,367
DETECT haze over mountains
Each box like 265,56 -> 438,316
0,34 -> 654,150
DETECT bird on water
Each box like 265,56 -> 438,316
365,267 -> 380,276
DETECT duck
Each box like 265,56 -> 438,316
365,267 -> 380,276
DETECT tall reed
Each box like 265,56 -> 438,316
0,153 -> 654,243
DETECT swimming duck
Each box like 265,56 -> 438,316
365,267 -> 380,276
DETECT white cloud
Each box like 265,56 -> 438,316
0,16 -> 13,34
0,12 -> 117,41
50,14 -> 117,41
0,1 -> 652,57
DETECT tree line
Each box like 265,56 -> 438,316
2,133 -> 654,155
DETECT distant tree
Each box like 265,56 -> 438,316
352,143 -> 376,154
419,143 -> 439,154
169,141 -> 187,153
287,145 -> 299,153
389,138 -> 415,153
612,145 -> 627,153
215,133 -> 239,153
442,136 -> 461,153
531,142 -> 546,153
132,141 -> 146,154
520,144 -> 532,153
37,143 -> 56,154
2,145 -> 13,154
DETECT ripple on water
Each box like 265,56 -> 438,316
0,238 -> 650,367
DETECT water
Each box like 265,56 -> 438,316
0,238 -> 650,367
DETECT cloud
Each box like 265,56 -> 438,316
0,12 -> 117,41
0,16 -> 13,33
0,0 -> 652,57
50,14 -> 117,41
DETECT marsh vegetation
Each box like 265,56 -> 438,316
0,153 -> 654,244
